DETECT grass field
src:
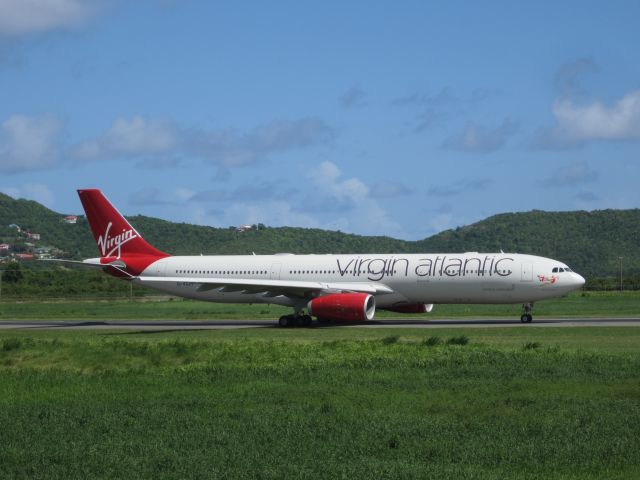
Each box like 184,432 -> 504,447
0,290 -> 639,320
0,327 -> 639,479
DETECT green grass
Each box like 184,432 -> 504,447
0,328 -> 639,479
0,290 -> 638,320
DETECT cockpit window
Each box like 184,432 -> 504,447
553,266 -> 572,272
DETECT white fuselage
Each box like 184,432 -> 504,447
134,252 -> 585,309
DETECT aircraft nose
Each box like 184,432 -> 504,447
572,273 -> 586,288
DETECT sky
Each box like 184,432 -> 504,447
0,0 -> 639,240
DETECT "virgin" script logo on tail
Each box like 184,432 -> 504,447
97,222 -> 138,258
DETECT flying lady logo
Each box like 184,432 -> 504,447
537,275 -> 558,285
97,222 -> 138,258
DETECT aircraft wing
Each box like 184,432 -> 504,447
136,276 -> 394,298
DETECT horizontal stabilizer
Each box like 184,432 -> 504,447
40,258 -> 127,268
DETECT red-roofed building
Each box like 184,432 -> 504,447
64,215 -> 77,224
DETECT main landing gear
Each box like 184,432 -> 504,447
520,303 -> 533,323
278,314 -> 313,328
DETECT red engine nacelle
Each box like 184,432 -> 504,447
381,303 -> 434,314
307,293 -> 376,322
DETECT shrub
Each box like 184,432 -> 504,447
422,336 -> 442,347
2,338 -> 22,352
446,335 -> 469,346
381,335 -> 399,345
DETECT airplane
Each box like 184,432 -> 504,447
71,189 -> 586,327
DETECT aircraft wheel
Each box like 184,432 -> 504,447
302,315 -> 312,327
278,316 -> 290,328
521,303 -> 534,324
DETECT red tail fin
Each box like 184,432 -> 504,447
77,189 -> 168,259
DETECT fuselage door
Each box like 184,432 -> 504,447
521,263 -> 533,282
270,263 -> 281,280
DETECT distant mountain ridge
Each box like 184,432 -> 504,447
0,192 -> 638,277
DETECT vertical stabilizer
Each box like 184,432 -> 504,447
77,189 -> 168,260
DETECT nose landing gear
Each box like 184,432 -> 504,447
520,303 -> 533,323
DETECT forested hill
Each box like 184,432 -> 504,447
415,210 -> 639,277
0,192 -> 638,276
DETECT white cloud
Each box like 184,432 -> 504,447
369,181 -> 412,199
73,115 -> 334,167
0,183 -> 55,206
0,113 -> 333,172
129,187 -> 197,206
531,90 -> 640,149
539,161 -> 598,187
443,118 -> 518,153
141,162 -> 406,237
187,117 -> 335,166
0,113 -> 62,173
425,211 -> 455,235
306,161 -> 404,236
310,161 -> 369,205
0,0 -> 98,36
74,116 -> 178,160
553,91 -> 640,141
174,187 -> 196,202
392,87 -> 496,132
427,178 -> 492,197
105,116 -> 177,153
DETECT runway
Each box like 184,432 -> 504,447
0,318 -> 639,330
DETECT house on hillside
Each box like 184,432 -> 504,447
26,232 -> 40,240
35,246 -> 53,259
0,243 -> 10,253
15,253 -> 34,260
64,215 -> 77,224
236,224 -> 254,232
8,224 -> 20,232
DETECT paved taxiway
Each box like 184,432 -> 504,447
0,318 -> 639,330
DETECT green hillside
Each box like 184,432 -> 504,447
416,210 -> 639,277
0,192 -> 638,277
0,193 -> 94,258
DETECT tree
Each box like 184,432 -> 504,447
2,262 -> 23,283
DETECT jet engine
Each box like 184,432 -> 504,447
381,303 -> 434,314
307,293 -> 376,322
